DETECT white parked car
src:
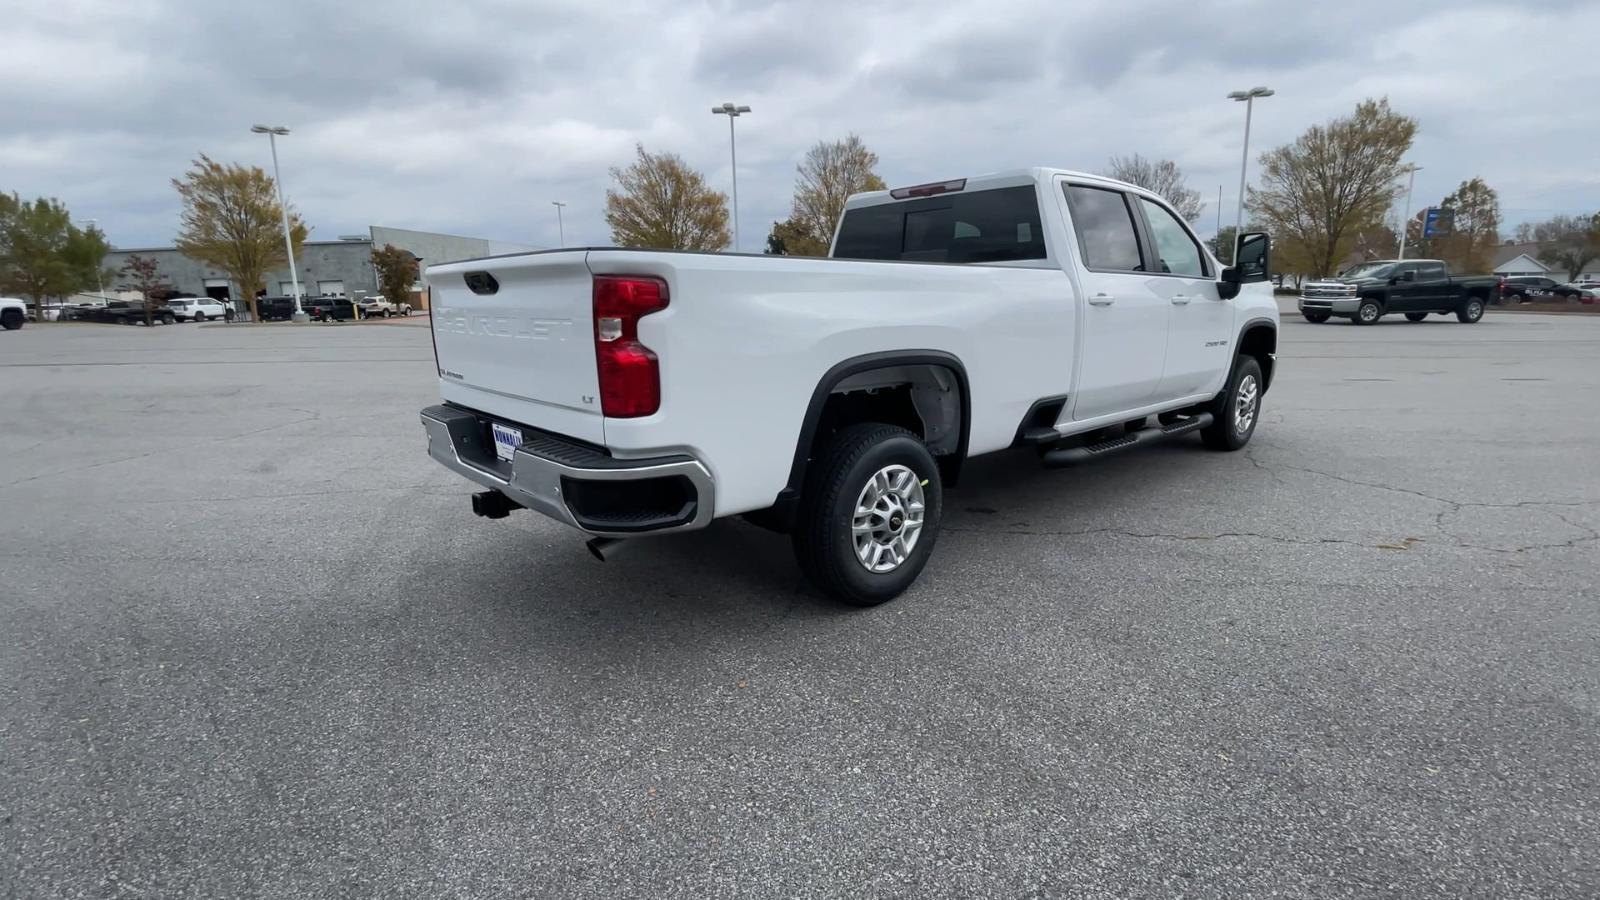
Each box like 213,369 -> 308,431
1,297 -> 26,330
356,296 -> 411,317
420,167 -> 1279,605
165,297 -> 230,322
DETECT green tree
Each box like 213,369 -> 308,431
118,254 -> 173,325
173,154 -> 308,321
1427,178 -> 1501,273
1535,213 -> 1600,281
1248,98 -> 1418,278
372,243 -> 420,307
604,144 -> 729,251
1106,154 -> 1203,221
765,218 -> 829,257
784,135 -> 886,253
0,193 -> 109,320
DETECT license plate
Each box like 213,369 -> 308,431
491,422 -> 523,462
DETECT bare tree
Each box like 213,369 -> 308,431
783,135 -> 887,254
1105,154 -> 1204,221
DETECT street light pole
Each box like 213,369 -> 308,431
1227,87 -> 1274,241
711,102 -> 751,252
1397,165 -> 1422,260
85,218 -> 107,303
551,201 -> 567,247
251,125 -> 306,322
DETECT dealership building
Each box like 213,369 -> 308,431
101,226 -> 537,306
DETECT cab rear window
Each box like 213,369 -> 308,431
833,186 -> 1046,264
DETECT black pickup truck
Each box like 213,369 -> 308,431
66,301 -> 177,325
1298,259 -> 1501,325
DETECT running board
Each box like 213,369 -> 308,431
1040,413 -> 1212,467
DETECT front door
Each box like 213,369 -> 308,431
1387,263 -> 1428,311
1134,196 -> 1232,400
1059,181 -> 1168,421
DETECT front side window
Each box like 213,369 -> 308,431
1064,185 -> 1143,272
1137,197 -> 1206,277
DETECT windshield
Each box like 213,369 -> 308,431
1341,262 -> 1395,279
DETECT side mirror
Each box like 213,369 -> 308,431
1218,231 -> 1270,299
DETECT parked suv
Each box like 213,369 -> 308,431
1500,276 -> 1561,302
306,297 -> 356,322
166,297 -> 231,322
255,296 -> 299,321
1,297 -> 25,330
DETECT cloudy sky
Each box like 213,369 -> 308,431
6,0 -> 1596,252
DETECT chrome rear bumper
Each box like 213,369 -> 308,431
420,404 -> 715,537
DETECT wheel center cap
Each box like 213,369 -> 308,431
889,513 -> 904,531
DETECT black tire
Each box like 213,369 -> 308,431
1201,356 -> 1263,451
792,423 -> 942,606
1507,291 -> 1527,303
1457,296 -> 1485,323
1354,299 -> 1382,325
1405,312 -> 1428,322
1302,311 -> 1330,323
194,312 -> 206,322
0,308 -> 22,331
162,313 -> 176,325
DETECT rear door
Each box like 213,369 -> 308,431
427,251 -> 605,445
1132,195 -> 1231,400
1059,181 -> 1168,421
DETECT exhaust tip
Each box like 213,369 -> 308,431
586,537 -> 622,562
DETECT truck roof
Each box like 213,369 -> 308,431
844,167 -> 1158,210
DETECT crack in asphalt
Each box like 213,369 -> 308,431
956,449 -> 1599,557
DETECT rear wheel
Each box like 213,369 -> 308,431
1354,299 -> 1382,325
1201,356 -> 1263,451
1405,312 -> 1428,322
1457,297 -> 1485,323
194,312 -> 206,322
1302,311 -> 1330,323
792,423 -> 942,606
0,308 -> 23,330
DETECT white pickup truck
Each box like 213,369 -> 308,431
420,168 -> 1278,604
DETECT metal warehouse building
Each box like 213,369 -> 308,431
102,226 -> 536,306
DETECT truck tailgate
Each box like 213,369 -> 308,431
428,251 -> 604,445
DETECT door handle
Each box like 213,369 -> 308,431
1170,294 -> 1193,305
1088,292 -> 1115,306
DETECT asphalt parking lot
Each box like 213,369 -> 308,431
3,309 -> 1597,899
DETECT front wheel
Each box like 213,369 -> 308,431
1201,356 -> 1263,451
1354,299 -> 1382,325
792,423 -> 942,606
1457,297 -> 1485,323
1302,311 -> 1330,323
1405,312 -> 1428,322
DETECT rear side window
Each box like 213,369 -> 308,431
1417,262 -> 1447,278
1064,185 -> 1144,272
833,186 -> 1046,263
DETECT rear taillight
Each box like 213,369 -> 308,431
593,275 -> 669,417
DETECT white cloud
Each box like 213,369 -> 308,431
3,0 -> 1596,250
